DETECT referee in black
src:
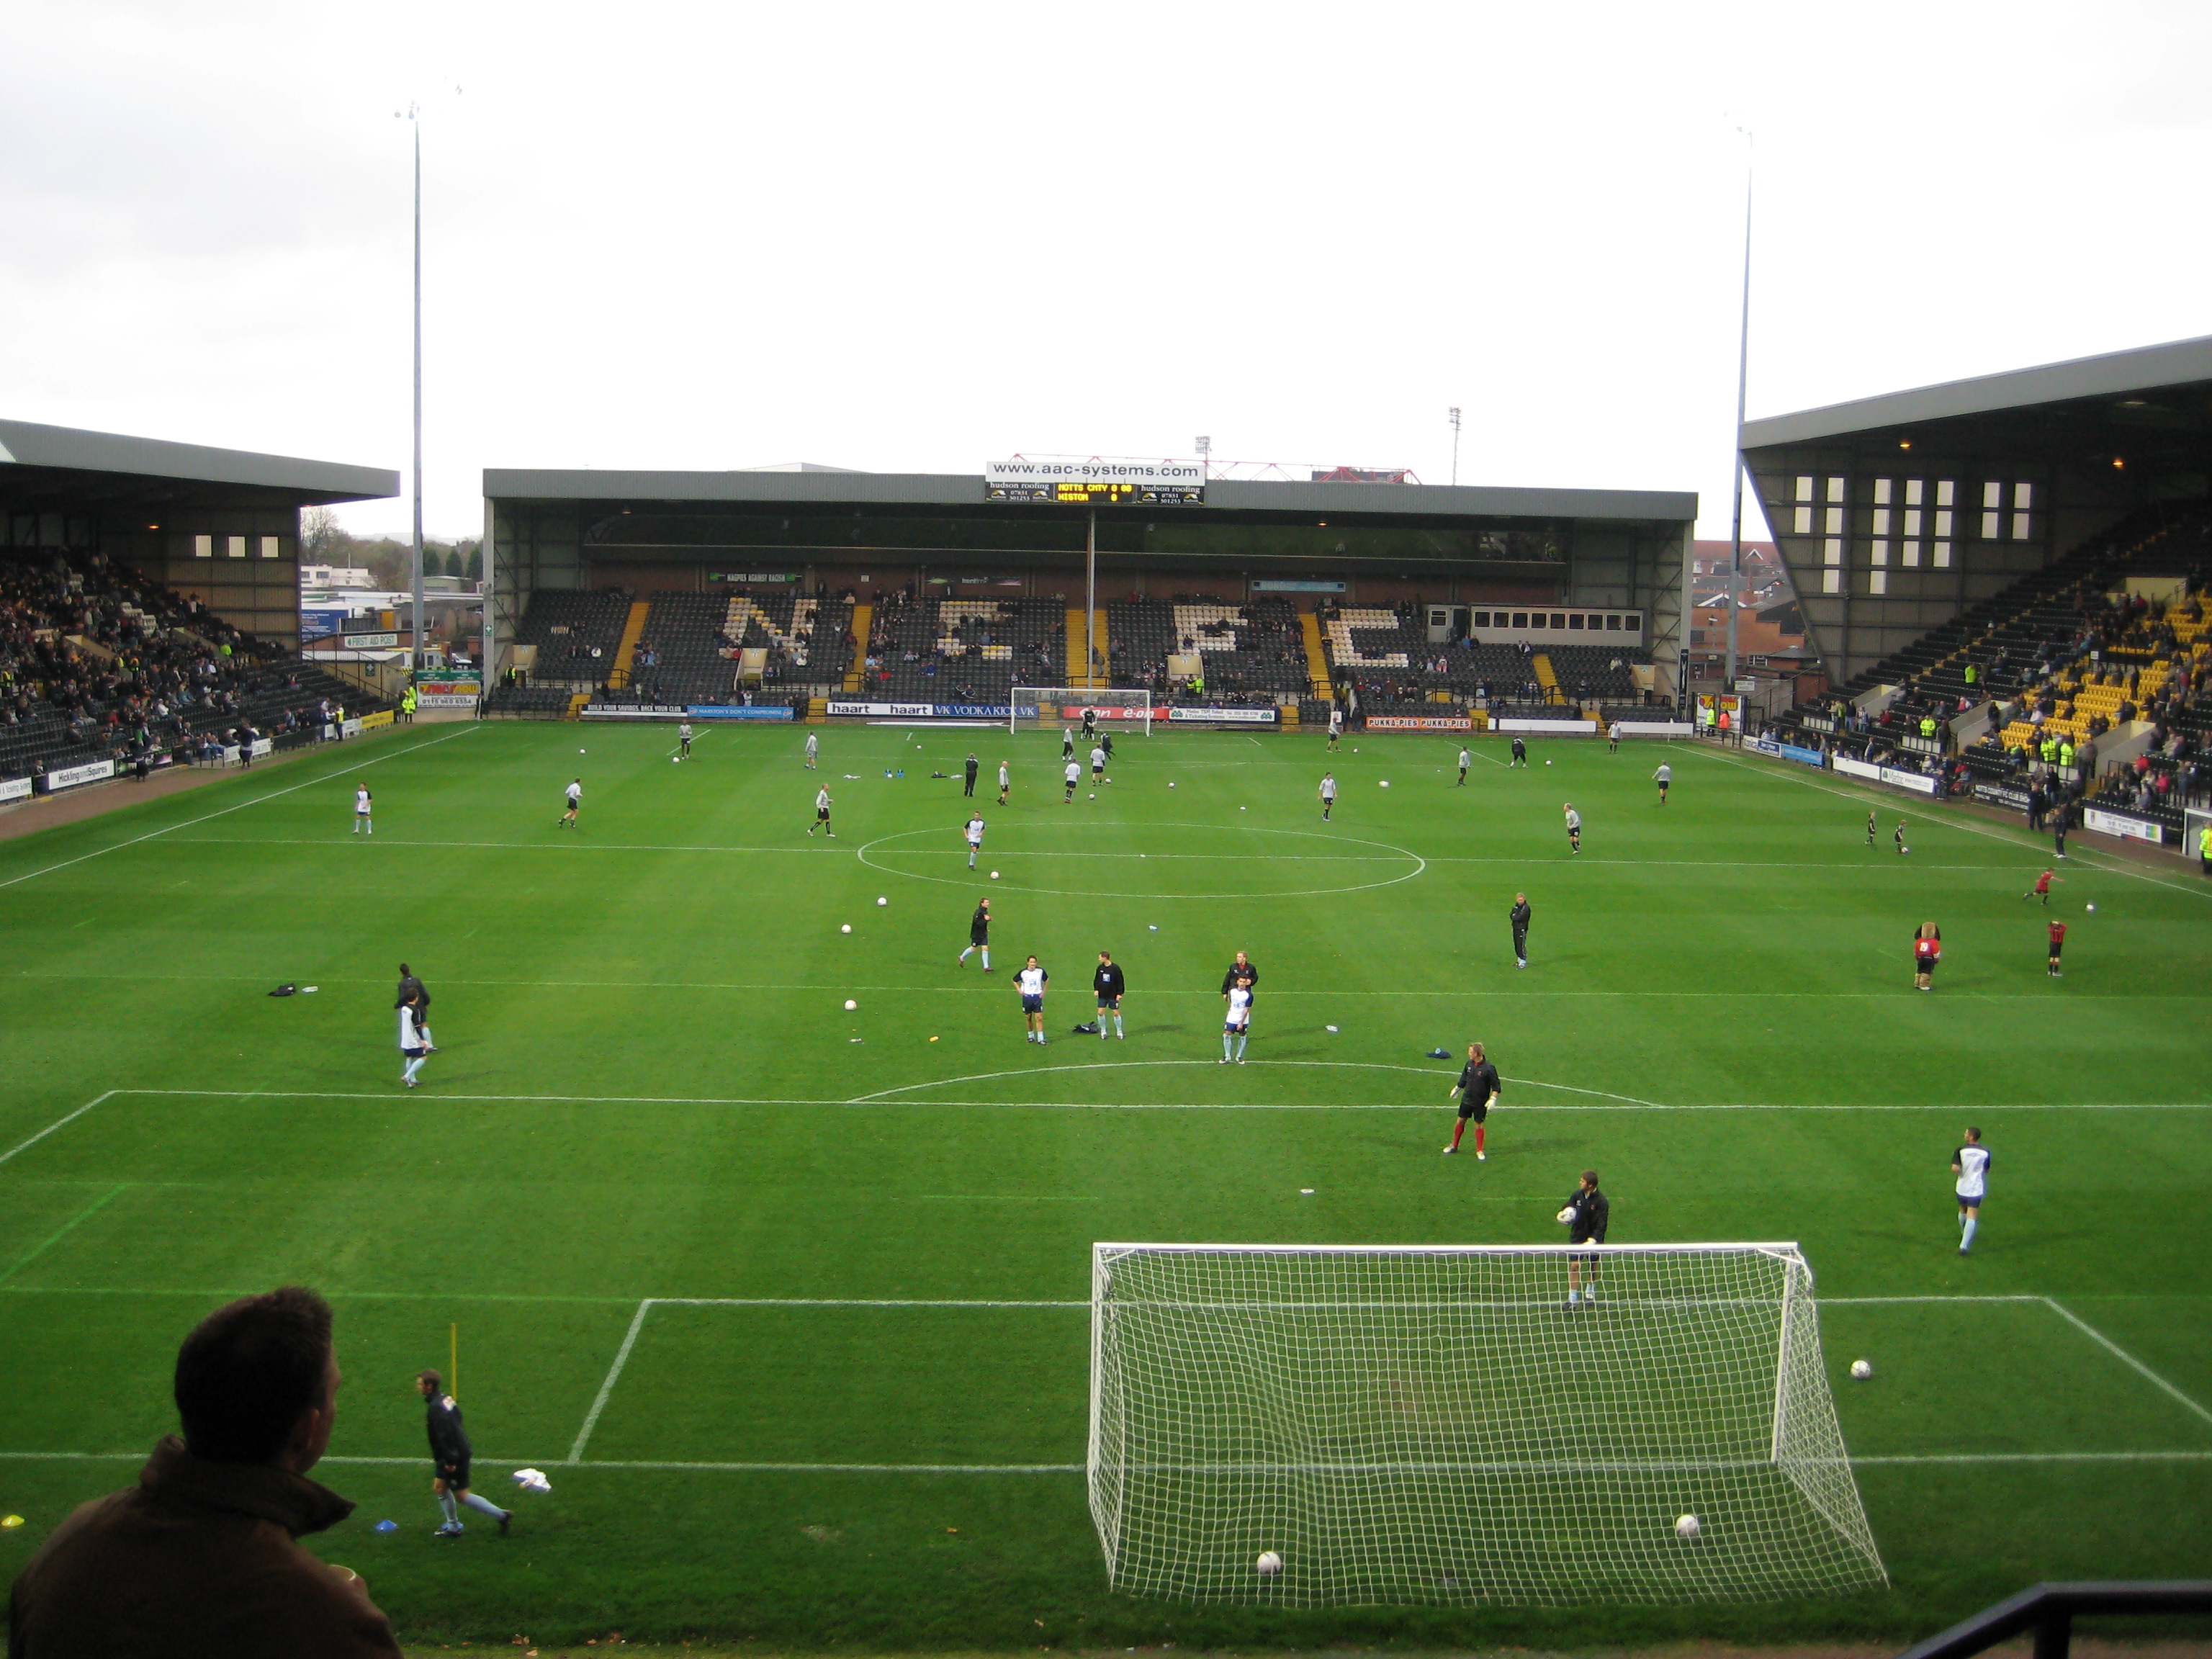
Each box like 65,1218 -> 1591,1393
1509,893 -> 1531,969
1220,950 -> 1257,1012
963,752 -> 979,797
396,963 -> 436,1052
1444,1040 -> 1499,1158
1563,1170 -> 1609,1310
417,1369 -> 511,1537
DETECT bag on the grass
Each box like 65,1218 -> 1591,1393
1073,1020 -> 1100,1035
269,984 -> 297,997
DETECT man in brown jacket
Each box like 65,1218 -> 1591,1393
8,1286 -> 400,1658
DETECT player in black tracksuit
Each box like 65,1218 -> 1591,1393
1220,953 -> 1257,1013
963,753 -> 979,797
418,1368 -> 511,1537
1092,952 -> 1126,1039
1509,734 -> 1527,768
958,898 -> 992,971
1509,894 -> 1531,968
1563,1172 -> 1609,1309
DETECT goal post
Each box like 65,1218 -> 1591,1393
1088,1242 -> 1885,1607
1012,687 -> 1154,734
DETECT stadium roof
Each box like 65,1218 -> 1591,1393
0,418 -> 397,505
1740,334 -> 2212,449
484,467 -> 1695,523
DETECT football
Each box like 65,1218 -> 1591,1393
1675,1514 -> 1701,1540
990,871 -> 999,879
1850,1359 -> 1874,1380
2087,902 -> 2096,912
1256,1550 -> 1283,1576
876,896 -> 888,907
842,999 -> 858,1011
1557,1207 -> 1576,1225
840,924 -> 851,934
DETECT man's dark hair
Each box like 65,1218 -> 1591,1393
398,962 -> 410,976
417,1368 -> 441,1390
174,1287 -> 334,1463
1582,1169 -> 1599,1186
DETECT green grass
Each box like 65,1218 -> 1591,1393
0,719 -> 2207,1650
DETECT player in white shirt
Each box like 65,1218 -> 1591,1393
804,731 -> 819,769
677,720 -> 694,760
559,778 -> 582,829
964,811 -> 986,869
1220,983 -> 1252,1064
1563,802 -> 1581,853
997,759 -> 1010,805
1089,745 -> 1107,785
1652,762 -> 1671,804
1327,706 -> 1344,750
1952,1127 -> 1991,1254
1608,721 -> 1622,752
1063,758 -> 1080,804
1457,747 -> 1471,786
808,785 -> 834,837
398,1004 -> 428,1088
1318,771 -> 1337,821
1017,956 -> 1049,1043
354,786 -> 373,835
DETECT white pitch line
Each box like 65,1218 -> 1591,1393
1681,743 -> 2212,901
566,1298 -> 652,1465
0,1093 -> 116,1171
80,1087 -> 2212,1115
2041,1297 -> 2212,1427
0,724 -> 480,893
1,1449 -> 2202,1473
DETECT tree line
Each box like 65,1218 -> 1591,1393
301,506 -> 482,589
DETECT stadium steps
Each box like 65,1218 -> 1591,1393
564,691 -> 590,720
1532,653 -> 1563,703
842,603 -> 872,691
1300,613 -> 1332,698
606,601 -> 651,689
1066,608 -> 1098,689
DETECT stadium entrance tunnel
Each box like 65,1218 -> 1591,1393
855,822 -> 1426,899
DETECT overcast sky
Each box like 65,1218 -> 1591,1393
5,1 -> 2208,541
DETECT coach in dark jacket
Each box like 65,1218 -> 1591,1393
9,1287 -> 400,1658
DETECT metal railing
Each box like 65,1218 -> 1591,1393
1896,1580 -> 2212,1659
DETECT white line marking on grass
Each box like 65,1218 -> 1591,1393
1,1447 -> 2203,1473
2041,1297 -> 2212,1427
1680,743 -> 2212,901
857,823 -> 1427,899
567,1298 -> 653,1465
91,1087 -> 2212,1115
0,1093 -> 116,1170
0,725 -> 479,892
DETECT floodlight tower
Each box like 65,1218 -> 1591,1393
1725,128 -> 1754,693
1449,407 -> 1462,486
1195,436 -> 1211,480
400,101 -> 426,677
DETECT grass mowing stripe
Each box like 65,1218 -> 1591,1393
1,1449 -> 2204,1470
0,1184 -> 127,1281
2040,1296 -> 2212,1426
0,723 -> 479,893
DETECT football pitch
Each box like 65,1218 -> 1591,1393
0,719 -> 2206,1650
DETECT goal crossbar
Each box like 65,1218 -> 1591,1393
1087,1241 -> 1886,1608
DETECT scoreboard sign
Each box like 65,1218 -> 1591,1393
985,460 -> 1205,505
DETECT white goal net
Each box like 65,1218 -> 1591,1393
1013,687 -> 1153,734
1088,1243 -> 1885,1607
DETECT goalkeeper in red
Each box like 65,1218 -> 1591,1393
1444,1041 -> 1498,1159
1561,1170 -> 1609,1309
418,1369 -> 513,1538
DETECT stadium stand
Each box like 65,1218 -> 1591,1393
1766,505 -> 2211,827
1108,595 -> 1310,698
614,590 -> 858,707
859,593 -> 1062,701
503,589 -> 633,688
0,549 -> 390,786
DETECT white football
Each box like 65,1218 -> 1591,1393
990,871 -> 999,880
1379,780 -> 1390,788
840,924 -> 851,934
1557,1207 -> 1577,1226
1850,1359 -> 1873,1380
876,896 -> 888,907
843,999 -> 858,1011
1675,1514 -> 1701,1540
1168,781 -> 1176,788
1545,759 -> 1552,765
672,755 -> 680,763
1256,1550 -> 1283,1576
2086,903 -> 2096,912
1089,792 -> 1095,799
